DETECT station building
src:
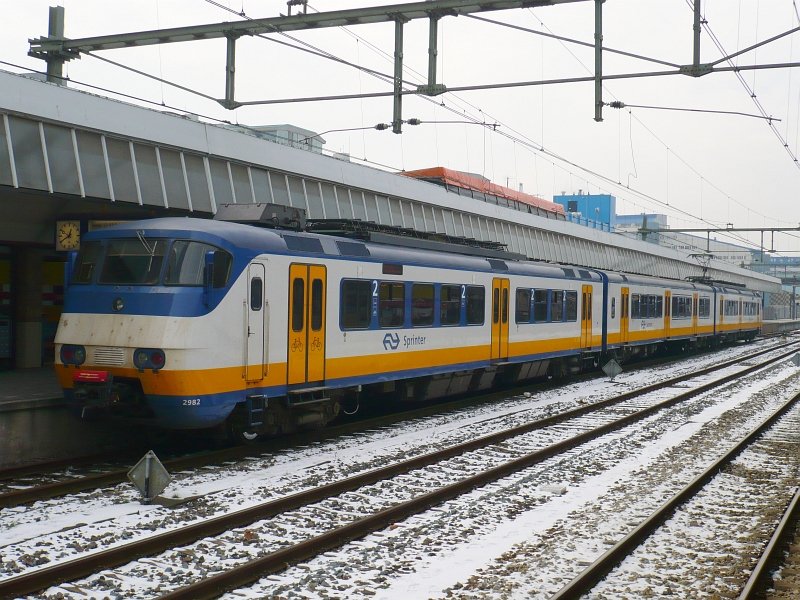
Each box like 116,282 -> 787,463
0,70 -> 781,370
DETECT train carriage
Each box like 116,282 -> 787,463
54,215 -> 761,439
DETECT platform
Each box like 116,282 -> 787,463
761,319 -> 800,335
0,367 -> 142,470
0,366 -> 64,412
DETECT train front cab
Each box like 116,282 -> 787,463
54,230 -> 244,430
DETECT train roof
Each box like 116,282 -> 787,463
83,218 -> 758,293
86,217 -> 602,281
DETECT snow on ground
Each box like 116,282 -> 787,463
1,338 -> 797,599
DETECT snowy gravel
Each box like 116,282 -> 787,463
233,360 -> 800,600
0,337 -> 797,599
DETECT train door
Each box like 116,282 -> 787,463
245,262 -> 266,382
491,278 -> 510,361
581,284 -> 593,349
692,293 -> 699,336
620,287 -> 630,344
664,290 -> 671,337
287,264 -> 327,386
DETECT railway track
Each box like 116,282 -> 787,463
1,338 -> 795,511
1,339 -> 798,598
742,488 -> 800,599
551,390 -> 800,599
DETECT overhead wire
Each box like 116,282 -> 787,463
0,57 -> 405,175
202,0 -> 509,165
486,9 -> 795,234
462,8 -> 800,252
685,0 -> 800,171
687,0 -> 800,249
28,2 -> 799,254
504,10 -> 768,250
202,0 -> 418,89
0,59 -> 232,126
96,0 -> 794,247
370,5 -> 793,251
557,10 -> 800,251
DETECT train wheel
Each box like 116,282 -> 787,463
224,404 -> 269,444
225,421 -> 259,444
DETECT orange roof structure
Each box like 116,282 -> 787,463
403,167 -> 564,216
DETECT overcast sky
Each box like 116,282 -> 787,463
2,1 -> 799,254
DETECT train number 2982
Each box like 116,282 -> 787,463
182,398 -> 201,406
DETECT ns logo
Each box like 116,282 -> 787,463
382,333 -> 400,350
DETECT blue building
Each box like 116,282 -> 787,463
553,193 -> 616,229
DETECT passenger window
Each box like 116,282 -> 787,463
565,291 -> 578,321
291,278 -> 304,331
533,289 -> 548,322
440,285 -> 462,325
515,289 -> 531,323
311,278 -> 323,331
551,290 -> 564,322
466,286 -> 485,325
611,297 -> 616,319
379,282 -> 405,328
250,277 -> 263,311
341,280 -> 372,329
412,283 -> 434,327
631,294 -> 640,319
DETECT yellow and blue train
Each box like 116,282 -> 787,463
54,215 -> 762,438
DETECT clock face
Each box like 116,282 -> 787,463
56,220 -> 81,251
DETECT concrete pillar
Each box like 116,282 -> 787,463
12,247 -> 43,368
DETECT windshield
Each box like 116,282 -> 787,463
165,240 -> 231,286
72,241 -> 103,284
99,238 -> 168,285
71,238 -> 232,287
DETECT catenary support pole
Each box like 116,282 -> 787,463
594,0 -> 603,121
46,6 -> 66,85
393,18 -> 406,134
693,0 -> 702,68
224,34 -> 237,109
428,15 -> 439,89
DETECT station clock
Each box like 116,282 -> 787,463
55,220 -> 81,251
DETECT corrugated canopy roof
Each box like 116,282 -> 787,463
403,167 -> 565,216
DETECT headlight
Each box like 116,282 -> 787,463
133,348 -> 166,371
60,344 -> 86,366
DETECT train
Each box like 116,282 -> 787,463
54,207 -> 762,440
